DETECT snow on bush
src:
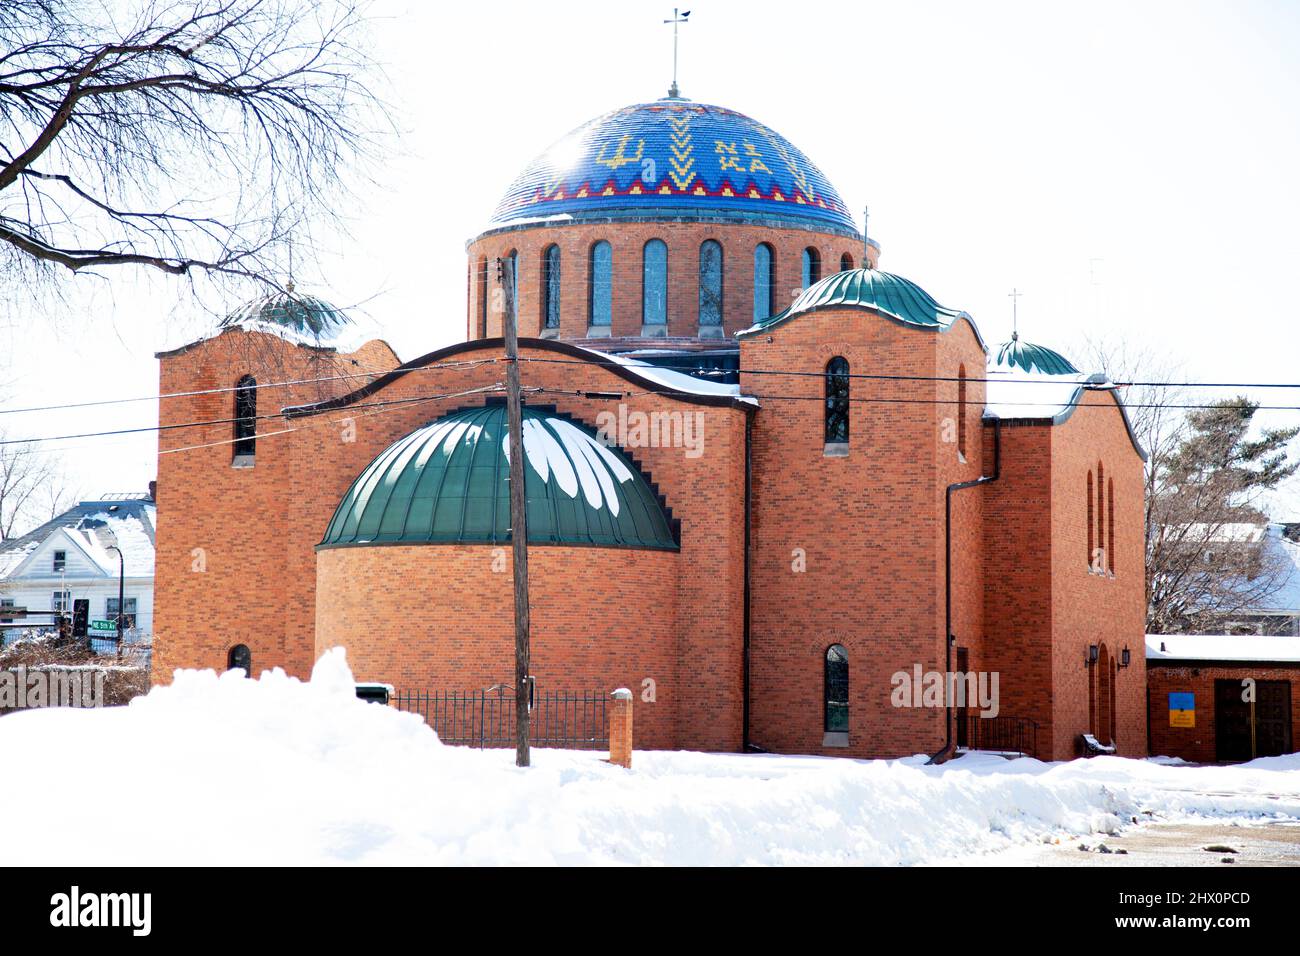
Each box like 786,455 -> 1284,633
2,647 -> 1298,865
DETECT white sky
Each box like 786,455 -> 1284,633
3,0 -> 1300,516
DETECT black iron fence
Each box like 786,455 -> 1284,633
957,714 -> 1038,757
391,685 -> 608,750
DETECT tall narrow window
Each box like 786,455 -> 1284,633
753,243 -> 774,322
588,241 -> 612,328
643,239 -> 668,328
825,356 -> 850,446
825,644 -> 849,735
840,252 -> 854,272
1086,471 -> 1095,569
1107,478 -> 1116,574
477,257 -> 488,338
802,247 -> 821,288
542,244 -> 561,332
957,364 -> 968,460
698,239 -> 723,328
233,375 -> 257,463
227,644 -> 252,677
1097,462 -> 1106,573
53,550 -> 66,573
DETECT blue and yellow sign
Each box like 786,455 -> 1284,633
1169,692 -> 1195,728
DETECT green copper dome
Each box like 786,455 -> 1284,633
993,335 -> 1079,376
319,404 -> 679,551
220,284 -> 353,343
739,269 -> 969,336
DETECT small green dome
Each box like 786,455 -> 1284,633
221,284 -> 353,343
740,269 -> 968,335
319,404 -> 679,551
993,335 -> 1079,376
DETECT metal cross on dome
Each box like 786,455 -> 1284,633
664,8 -> 691,98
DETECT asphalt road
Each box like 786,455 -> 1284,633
1005,820 -> 1300,866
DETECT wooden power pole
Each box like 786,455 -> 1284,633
499,256 -> 531,768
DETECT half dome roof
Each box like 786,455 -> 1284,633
487,98 -> 857,235
992,335 -> 1079,376
220,285 -> 353,346
740,269 -> 970,336
319,403 -> 679,551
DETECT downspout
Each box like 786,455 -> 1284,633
927,418 -> 1001,765
742,410 -> 755,751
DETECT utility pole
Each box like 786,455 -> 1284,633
498,255 -> 531,768
107,544 -> 125,658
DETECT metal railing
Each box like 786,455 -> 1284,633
391,685 -> 608,750
957,714 -> 1038,757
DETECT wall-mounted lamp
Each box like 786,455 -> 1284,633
1086,645 -> 1099,665
1120,647 -> 1131,668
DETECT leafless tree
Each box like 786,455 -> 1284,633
1079,336 -> 1298,633
0,433 -> 66,539
0,0 -> 386,295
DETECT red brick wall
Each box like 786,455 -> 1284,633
1148,663 -> 1300,762
467,221 -> 874,341
316,545 -> 694,750
154,336 -> 749,750
152,330 -> 400,685
740,308 -> 986,758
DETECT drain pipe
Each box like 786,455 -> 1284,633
742,410 -> 755,752
927,418 -> 1001,765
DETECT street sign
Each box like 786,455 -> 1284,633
89,619 -> 117,633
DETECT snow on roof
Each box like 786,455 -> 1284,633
982,365 -> 1096,422
1146,633 -> 1300,663
0,540 -> 38,577
579,347 -> 758,406
1258,525 -> 1300,613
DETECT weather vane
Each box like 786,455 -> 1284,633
664,8 -> 691,98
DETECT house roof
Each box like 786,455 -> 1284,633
1146,633 -> 1300,664
0,497 -> 156,580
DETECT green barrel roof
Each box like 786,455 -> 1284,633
319,404 -> 679,551
993,335 -> 1079,375
740,268 -> 968,336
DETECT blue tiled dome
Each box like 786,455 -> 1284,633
487,98 -> 857,236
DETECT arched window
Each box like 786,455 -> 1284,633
1097,461 -> 1106,573
1087,470 -> 1095,569
840,252 -> 854,272
957,364 -> 968,460
233,375 -> 257,464
588,241 -> 612,328
643,239 -> 668,328
1108,478 -> 1116,574
753,243 -> 775,322
825,357 -> 850,445
801,247 -> 821,288
698,239 -> 723,327
825,644 -> 849,734
541,244 -> 561,332
477,257 -> 488,338
227,643 -> 252,677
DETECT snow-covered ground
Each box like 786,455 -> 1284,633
3,649 -> 1299,866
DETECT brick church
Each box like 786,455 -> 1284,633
152,89 -> 1149,761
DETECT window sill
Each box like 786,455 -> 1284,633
823,442 -> 849,458
539,327 -> 559,339
232,455 -> 255,469
585,325 -> 612,338
822,731 -> 849,748
697,325 -> 725,340
640,323 -> 668,338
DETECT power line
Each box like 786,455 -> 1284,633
0,358 -> 498,418
515,355 -> 1300,390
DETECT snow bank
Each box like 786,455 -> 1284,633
3,649 -> 1298,865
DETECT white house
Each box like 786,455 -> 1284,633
0,493 -> 155,650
